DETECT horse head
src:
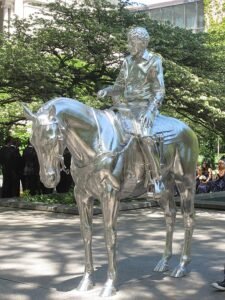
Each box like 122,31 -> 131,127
23,103 -> 65,188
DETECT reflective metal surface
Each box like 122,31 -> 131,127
23,27 -> 198,297
98,27 -> 165,196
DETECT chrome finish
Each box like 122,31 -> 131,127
23,27 -> 198,297
23,97 -> 198,295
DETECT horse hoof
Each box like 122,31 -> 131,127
99,280 -> 117,297
170,265 -> 187,278
154,259 -> 169,272
77,275 -> 94,292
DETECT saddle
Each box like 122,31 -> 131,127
105,105 -> 164,160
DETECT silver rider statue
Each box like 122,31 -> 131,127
98,26 -> 165,196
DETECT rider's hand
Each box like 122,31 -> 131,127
97,89 -> 107,99
140,109 -> 155,128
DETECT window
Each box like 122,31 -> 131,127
174,4 -> 185,28
136,0 -> 205,32
197,1 -> 204,31
161,6 -> 174,26
185,2 -> 197,30
149,8 -> 162,22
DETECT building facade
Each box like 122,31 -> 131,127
130,0 -> 205,32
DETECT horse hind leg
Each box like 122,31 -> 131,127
75,188 -> 95,292
154,177 -> 176,273
171,180 -> 195,278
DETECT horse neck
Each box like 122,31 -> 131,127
55,101 -> 97,164
58,106 -> 121,167
57,99 -> 96,130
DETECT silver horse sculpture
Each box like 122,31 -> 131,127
23,97 -> 198,297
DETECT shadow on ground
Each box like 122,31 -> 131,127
0,207 -> 225,299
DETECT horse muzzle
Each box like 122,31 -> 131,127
40,170 -> 60,188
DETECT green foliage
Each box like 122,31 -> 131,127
0,0 -> 225,145
199,133 -> 217,167
204,0 -> 225,29
22,189 -> 102,206
22,189 -> 76,205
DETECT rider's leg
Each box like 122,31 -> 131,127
140,136 -> 165,195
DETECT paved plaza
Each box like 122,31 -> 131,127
0,206 -> 225,300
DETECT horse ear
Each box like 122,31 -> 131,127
22,102 -> 36,121
48,105 -> 56,120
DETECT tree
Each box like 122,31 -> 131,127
0,0 -> 225,140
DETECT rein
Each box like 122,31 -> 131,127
45,108 -> 134,170
56,154 -> 70,174
74,134 -> 135,169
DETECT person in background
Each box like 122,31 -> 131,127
196,165 -> 202,192
210,160 -> 225,192
196,175 -> 210,194
22,140 -> 40,195
0,137 -> 23,198
201,159 -> 213,183
56,148 -> 73,193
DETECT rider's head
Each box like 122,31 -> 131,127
127,27 -> 150,58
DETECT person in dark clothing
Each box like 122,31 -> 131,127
210,160 -> 225,192
196,175 -> 210,194
22,141 -> 40,195
39,182 -> 53,195
196,165 -> 202,192
22,141 -> 53,195
56,148 -> 73,193
201,159 -> 213,183
0,137 -> 23,198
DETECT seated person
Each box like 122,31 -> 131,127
196,175 -> 210,194
210,160 -> 225,192
201,159 -> 213,183
196,165 -> 202,192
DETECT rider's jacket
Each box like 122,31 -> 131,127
106,49 -> 165,119
105,50 -> 165,136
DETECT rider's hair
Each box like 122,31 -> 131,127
127,27 -> 150,45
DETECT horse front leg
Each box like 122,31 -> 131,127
171,185 -> 195,278
75,188 -> 95,292
154,181 -> 176,273
99,187 -> 120,297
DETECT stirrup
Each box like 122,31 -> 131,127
154,179 -> 165,195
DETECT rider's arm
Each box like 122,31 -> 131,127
98,60 -> 126,99
141,56 -> 165,129
147,55 -> 165,113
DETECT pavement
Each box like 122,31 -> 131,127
0,207 -> 225,300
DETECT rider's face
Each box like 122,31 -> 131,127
127,37 -> 146,58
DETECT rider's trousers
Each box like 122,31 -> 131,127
139,136 -> 162,187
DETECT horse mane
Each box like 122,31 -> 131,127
37,97 -> 89,115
